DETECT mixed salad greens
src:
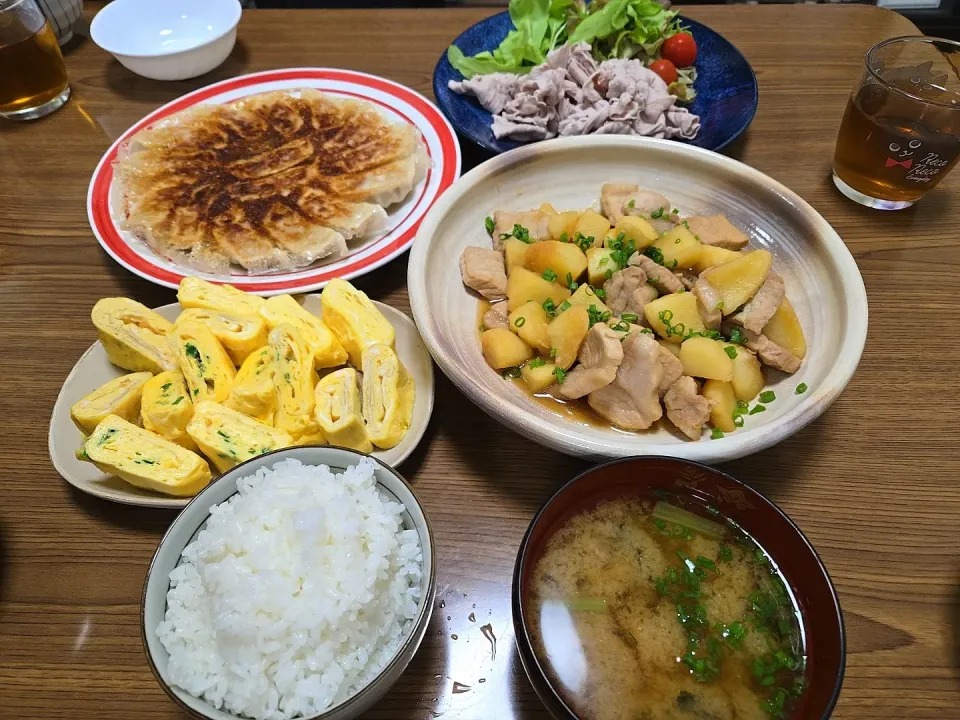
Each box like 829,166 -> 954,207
448,0 -> 697,101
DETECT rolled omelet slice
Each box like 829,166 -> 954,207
361,343 -> 415,450
314,368 -> 372,453
140,371 -> 196,451
81,415 -> 211,497
177,277 -> 265,318
320,278 -> 395,366
70,371 -> 153,434
225,345 -> 276,424
259,294 -> 348,369
92,298 -> 177,374
269,324 -> 326,444
175,308 -> 267,366
168,320 -> 236,404
186,401 -> 292,473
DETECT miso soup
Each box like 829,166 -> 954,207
529,498 -> 807,720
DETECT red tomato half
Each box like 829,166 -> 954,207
662,33 -> 697,68
649,58 -> 678,85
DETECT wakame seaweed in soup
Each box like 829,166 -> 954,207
529,498 -> 807,720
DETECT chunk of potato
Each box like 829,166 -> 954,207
702,379 -> 737,432
612,216 -> 658,249
538,202 -> 558,216
521,361 -> 558,392
586,248 -> 616,287
566,283 -> 612,317
524,241 -> 588,282
692,245 -> 741,275
481,328 -> 533,369
574,209 -> 611,244
762,297 -> 806,359
657,338 -> 681,358
548,210 -> 579,240
508,301 -> 551,354
679,337 -> 734,381
701,250 -> 772,315
506,267 -> 571,311
503,238 -> 529,274
728,345 -> 764,401
644,292 -> 706,344
651,226 -> 703,270
547,305 -> 590,369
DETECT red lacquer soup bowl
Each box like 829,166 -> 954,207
512,456 -> 845,720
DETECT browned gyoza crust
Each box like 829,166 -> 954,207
114,89 -> 428,274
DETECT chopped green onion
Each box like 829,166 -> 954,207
735,400 -> 749,414
559,232 -> 568,242
484,216 -> 494,235
594,288 -> 607,300
514,317 -> 526,327
621,313 -> 639,324
728,327 -> 746,345
559,301 -> 571,311
627,199 -> 636,208
651,207 -> 665,219
501,367 -> 522,379
528,358 -> 546,369
796,383 -> 808,394
724,346 -> 737,359
759,390 -> 776,403
552,366 -> 566,384
542,269 -> 558,282
644,246 -> 665,266
549,348 -> 557,358
652,501 -> 726,540
734,414 -> 745,428
604,268 -> 614,279
711,428 -> 724,440
749,404 -> 766,415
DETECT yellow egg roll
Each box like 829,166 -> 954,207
361,343 -> 415,450
259,294 -> 348,369
186,401 -> 292,473
177,276 -> 265,318
92,297 -> 177,374
314,368 -> 372,453
167,320 -> 236,404
140,370 -> 196,451
70,371 -> 153,434
269,324 -> 325,444
320,278 -> 395,366
176,308 -> 267,366
225,345 -> 277,424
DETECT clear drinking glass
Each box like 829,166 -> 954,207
832,36 -> 960,210
0,0 -> 70,120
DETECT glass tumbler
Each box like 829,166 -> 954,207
0,0 -> 70,121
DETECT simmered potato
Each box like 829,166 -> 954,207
548,210 -> 579,240
762,297 -> 806,359
503,238 -> 529,274
644,293 -> 705,343
692,245 -> 740,274
702,379 -> 737,432
506,267 -> 571,311
701,250 -> 772,315
651,226 -> 703,269
612,216 -> 658,249
524,241 -> 588,282
566,283 -> 612,316
509,301 -> 551,353
547,305 -> 590,369
574,209 -> 611,243
539,202 -> 558,216
586,248 -> 616,286
521,360 -> 558,392
482,328 -> 533,369
679,337 -> 734,381
728,344 -> 764,401
657,338 -> 681,358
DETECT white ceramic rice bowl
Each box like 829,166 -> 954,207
408,135 -> 868,463
141,446 -> 435,720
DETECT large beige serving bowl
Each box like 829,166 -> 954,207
408,136 -> 868,463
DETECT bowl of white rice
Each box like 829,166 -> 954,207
141,446 -> 435,720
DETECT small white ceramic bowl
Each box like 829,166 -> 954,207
91,0 -> 241,81
142,446 -> 436,720
408,135 -> 869,464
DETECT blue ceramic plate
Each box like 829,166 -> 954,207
434,12 -> 758,154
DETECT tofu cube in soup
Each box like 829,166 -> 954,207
701,249 -> 772,315
612,216 -> 658,249
692,245 -> 741,274
548,210 -> 580,240
574,209 -> 611,244
586,248 -> 616,286
728,344 -> 764,402
482,328 -> 533,369
702,379 -> 738,432
524,241 -> 588,282
651,226 -> 702,269
679,337 -> 734,381
503,238 -> 529,275
506,267 -> 571,311
762,297 -> 806,359
508,301 -> 551,353
644,293 -> 705,343
548,305 -> 590,369
521,361 -> 558,392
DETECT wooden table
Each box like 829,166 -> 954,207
1,4 -> 956,719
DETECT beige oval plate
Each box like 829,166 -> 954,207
49,298 -> 435,509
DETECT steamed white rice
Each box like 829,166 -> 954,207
156,458 -> 422,720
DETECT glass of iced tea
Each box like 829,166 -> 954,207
833,36 -> 960,210
0,0 -> 70,121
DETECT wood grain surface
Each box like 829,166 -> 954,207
1,4 -> 957,719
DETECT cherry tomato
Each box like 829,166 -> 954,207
662,33 -> 697,68
649,58 -> 678,85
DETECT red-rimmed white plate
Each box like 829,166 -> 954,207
87,68 -> 461,296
